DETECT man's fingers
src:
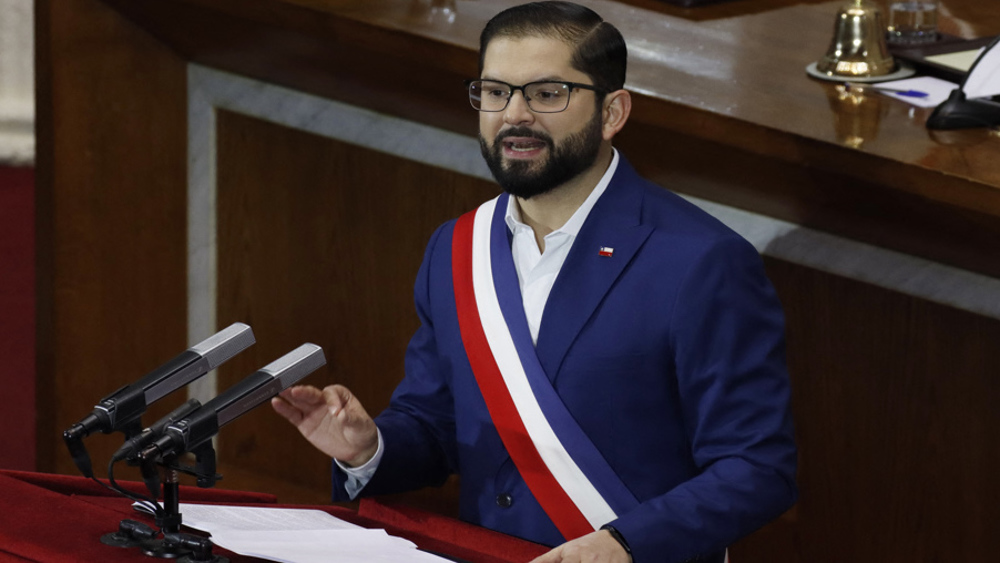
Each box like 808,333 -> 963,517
270,396 -> 303,425
322,384 -> 353,416
279,384 -> 325,406
272,385 -> 337,428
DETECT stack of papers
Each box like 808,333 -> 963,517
175,503 -> 453,563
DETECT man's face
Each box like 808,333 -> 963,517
478,36 -> 604,199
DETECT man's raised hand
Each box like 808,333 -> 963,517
271,384 -> 379,467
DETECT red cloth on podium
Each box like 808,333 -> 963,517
359,499 -> 549,562
0,469 -> 278,503
0,470 -> 276,562
0,470 -> 548,562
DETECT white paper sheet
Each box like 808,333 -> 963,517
169,503 -> 453,563
207,529 -> 448,563
869,76 -> 959,107
963,40 -> 1000,99
179,503 -> 363,532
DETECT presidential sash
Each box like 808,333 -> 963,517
451,196 -> 639,541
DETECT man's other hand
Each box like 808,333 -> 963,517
271,384 -> 378,467
529,530 -> 631,563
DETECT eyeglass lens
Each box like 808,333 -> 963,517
469,81 -> 572,113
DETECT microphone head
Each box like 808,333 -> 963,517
141,344 -> 326,460
190,322 -> 255,370
260,343 -> 326,389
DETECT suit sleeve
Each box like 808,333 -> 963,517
332,222 -> 459,500
609,234 -> 798,563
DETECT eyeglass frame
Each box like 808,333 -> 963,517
465,79 -> 606,113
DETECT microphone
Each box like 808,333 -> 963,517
112,398 -> 203,463
139,343 -> 326,462
63,323 -> 255,477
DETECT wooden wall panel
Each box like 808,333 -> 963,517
35,0 -> 188,476
732,258 -> 1000,563
212,109 -> 497,507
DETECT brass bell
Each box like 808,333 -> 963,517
815,0 -> 896,78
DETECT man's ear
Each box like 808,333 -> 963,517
601,89 -> 631,141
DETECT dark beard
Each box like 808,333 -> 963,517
479,110 -> 603,200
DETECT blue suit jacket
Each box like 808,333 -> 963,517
334,156 -> 798,563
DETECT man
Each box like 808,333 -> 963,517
272,2 -> 797,562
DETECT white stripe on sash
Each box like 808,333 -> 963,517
470,199 -> 617,530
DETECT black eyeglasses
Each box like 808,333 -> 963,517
466,79 -> 604,113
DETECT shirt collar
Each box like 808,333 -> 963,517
504,148 -> 620,237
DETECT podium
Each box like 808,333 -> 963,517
0,470 -> 548,563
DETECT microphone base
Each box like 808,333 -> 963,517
140,539 -> 188,559
178,555 -> 229,563
100,531 -> 146,549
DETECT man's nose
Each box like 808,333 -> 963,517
503,90 -> 534,125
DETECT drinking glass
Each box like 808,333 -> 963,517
886,1 -> 939,45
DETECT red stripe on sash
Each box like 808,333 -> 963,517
452,210 -> 593,541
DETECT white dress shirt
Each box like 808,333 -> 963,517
506,149 -> 619,343
338,149 -> 621,497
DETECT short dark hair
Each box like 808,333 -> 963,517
478,1 -> 627,94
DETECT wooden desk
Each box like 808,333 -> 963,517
92,0 -> 1000,277
35,1 -> 1000,562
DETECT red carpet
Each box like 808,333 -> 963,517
0,165 -> 35,470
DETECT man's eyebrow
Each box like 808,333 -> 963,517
478,76 -> 570,84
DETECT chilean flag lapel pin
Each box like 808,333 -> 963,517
598,247 -> 614,257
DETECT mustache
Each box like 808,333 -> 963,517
495,127 -> 553,145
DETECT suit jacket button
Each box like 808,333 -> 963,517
496,493 -> 513,508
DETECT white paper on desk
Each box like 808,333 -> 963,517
174,503 -> 452,563
178,503 -> 363,532
871,76 -> 959,108
208,529 -> 451,563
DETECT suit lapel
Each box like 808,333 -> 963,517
535,158 -> 653,382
